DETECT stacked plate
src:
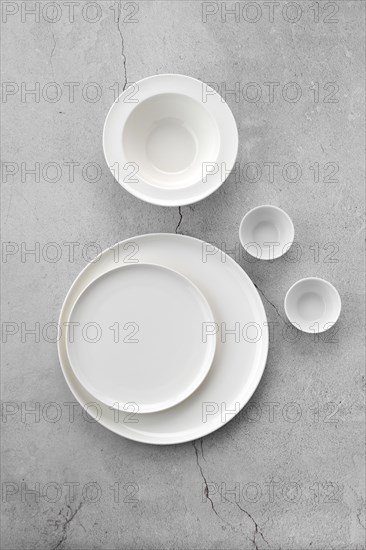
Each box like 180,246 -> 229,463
58,234 -> 268,444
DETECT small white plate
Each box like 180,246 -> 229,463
66,264 -> 216,413
58,234 -> 268,444
284,277 -> 341,333
103,74 -> 238,206
239,205 -> 295,260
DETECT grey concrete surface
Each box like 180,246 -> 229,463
1,1 -> 365,549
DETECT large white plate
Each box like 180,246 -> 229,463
103,74 -> 238,206
66,263 -> 216,413
58,234 -> 268,444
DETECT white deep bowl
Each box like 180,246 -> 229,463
284,277 -> 341,333
239,205 -> 295,260
103,74 -> 238,206
123,93 -> 220,189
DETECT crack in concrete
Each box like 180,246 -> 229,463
51,502 -> 83,550
200,437 -> 206,462
235,501 -> 270,549
356,507 -> 366,530
116,0 -> 128,91
192,441 -> 270,548
218,492 -> 270,549
192,440 -> 232,527
49,29 -> 56,80
254,282 -> 286,323
349,487 -> 365,531
175,206 -> 183,233
193,440 -> 270,549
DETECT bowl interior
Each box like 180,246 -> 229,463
240,206 -> 294,259
122,93 -> 220,189
285,279 -> 341,332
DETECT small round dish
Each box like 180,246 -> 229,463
284,277 -> 341,333
239,205 -> 295,260
66,263 -> 216,413
103,74 -> 238,206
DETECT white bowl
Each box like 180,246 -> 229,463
103,74 -> 238,206
123,93 -> 219,190
239,205 -> 295,260
284,277 -> 341,333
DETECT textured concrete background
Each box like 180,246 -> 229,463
1,1 -> 365,549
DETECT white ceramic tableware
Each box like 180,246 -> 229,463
239,205 -> 295,260
284,277 -> 341,333
66,264 -> 216,413
58,234 -> 269,444
103,74 -> 238,206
